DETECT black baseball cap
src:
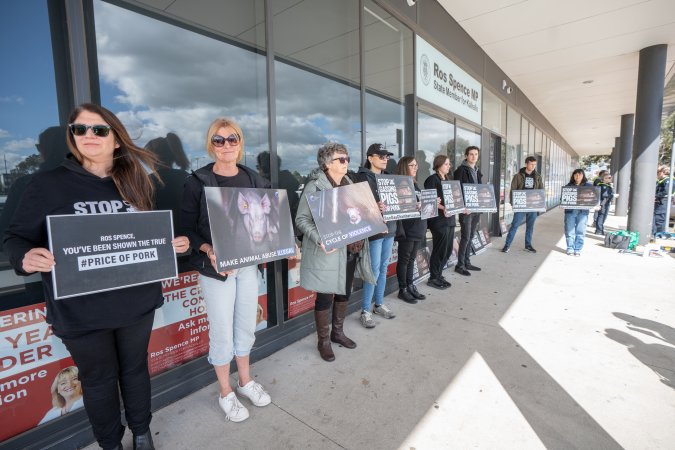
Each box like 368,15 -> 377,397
367,143 -> 394,157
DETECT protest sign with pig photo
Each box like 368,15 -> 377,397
559,186 -> 600,209
305,181 -> 387,251
205,187 -> 296,270
511,189 -> 546,213
462,184 -> 498,213
441,180 -> 465,216
376,174 -> 420,221
420,189 -> 439,220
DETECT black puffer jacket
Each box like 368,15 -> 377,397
424,173 -> 457,231
180,163 -> 270,280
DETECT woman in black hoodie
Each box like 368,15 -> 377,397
4,103 -> 189,450
394,156 -> 427,304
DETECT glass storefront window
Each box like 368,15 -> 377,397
520,117 -> 529,165
417,110 -> 454,183
482,89 -> 506,136
455,121 -> 481,171
504,107 -> 521,224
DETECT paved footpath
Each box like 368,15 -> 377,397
90,209 -> 675,450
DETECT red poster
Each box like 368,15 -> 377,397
287,259 -> 316,318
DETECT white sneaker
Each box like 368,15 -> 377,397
360,311 -> 376,328
236,380 -> 271,407
373,303 -> 396,319
218,392 -> 249,422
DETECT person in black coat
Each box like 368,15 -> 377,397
424,154 -> 455,289
595,172 -> 614,235
394,156 -> 427,304
453,146 -> 483,276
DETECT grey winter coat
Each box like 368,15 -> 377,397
295,169 -> 376,294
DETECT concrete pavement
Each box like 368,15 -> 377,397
90,208 -> 675,449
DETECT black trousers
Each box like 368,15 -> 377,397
457,213 -> 480,269
653,202 -> 667,234
396,240 -> 421,289
315,256 -> 357,311
60,312 -> 155,450
429,227 -> 455,280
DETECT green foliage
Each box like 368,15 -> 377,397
579,155 -> 610,170
659,111 -> 675,166
10,154 -> 42,176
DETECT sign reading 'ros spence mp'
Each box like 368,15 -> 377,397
47,211 -> 178,299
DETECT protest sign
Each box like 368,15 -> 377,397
306,182 -> 387,251
376,175 -> 420,221
511,189 -> 546,213
462,184 -> 498,213
441,180 -> 465,216
420,189 -> 438,220
47,211 -> 177,299
560,186 -> 601,209
205,187 -> 297,270
471,226 -> 492,255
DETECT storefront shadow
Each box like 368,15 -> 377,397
605,314 -> 675,389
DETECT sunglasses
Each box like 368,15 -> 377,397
332,156 -> 350,164
211,133 -> 240,147
69,123 -> 112,137
372,154 -> 390,161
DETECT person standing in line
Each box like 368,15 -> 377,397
295,142 -> 375,361
563,169 -> 592,256
653,165 -> 673,235
394,156 -> 427,304
502,156 -> 543,253
424,154 -> 455,289
354,143 -> 397,328
453,146 -> 483,276
4,103 -> 190,450
181,118 -> 273,423
591,169 -> 608,228
594,172 -> 614,236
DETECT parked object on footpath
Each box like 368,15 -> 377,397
180,117 -> 276,422
604,230 -> 639,250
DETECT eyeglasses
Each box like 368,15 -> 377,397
332,156 -> 350,164
69,123 -> 112,137
372,154 -> 390,161
211,133 -> 240,147
407,163 -> 418,168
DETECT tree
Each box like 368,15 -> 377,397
579,155 -> 610,171
10,154 -> 42,176
659,111 -> 675,167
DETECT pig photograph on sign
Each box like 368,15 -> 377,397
441,180 -> 465,216
376,174 -> 420,221
462,184 -> 498,213
511,189 -> 546,213
305,181 -> 387,251
205,187 -> 296,270
420,189 -> 438,220
560,186 -> 601,209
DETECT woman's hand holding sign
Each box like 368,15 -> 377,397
200,243 -> 233,276
171,236 -> 190,254
22,247 -> 55,273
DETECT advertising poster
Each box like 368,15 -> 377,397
205,187 -> 297,270
442,180 -> 465,216
376,175 -> 420,221
420,189 -> 439,220
560,186 -> 601,209
512,189 -> 546,213
386,241 -> 399,277
306,182 -> 387,251
287,259 -> 317,319
462,184 -> 498,213
47,211 -> 177,299
471,227 -> 492,255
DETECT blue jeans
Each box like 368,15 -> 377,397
361,236 -> 394,311
504,212 -> 537,247
564,210 -> 589,252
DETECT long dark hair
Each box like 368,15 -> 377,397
396,156 -> 416,177
569,168 -> 587,185
67,103 -> 160,211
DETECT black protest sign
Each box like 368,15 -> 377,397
47,211 -> 177,299
412,245 -> 431,284
420,189 -> 438,220
306,181 -> 387,251
441,180 -> 465,216
463,184 -> 497,213
204,187 -> 297,270
512,189 -> 546,212
560,186 -> 600,209
471,226 -> 492,255
376,175 -> 420,221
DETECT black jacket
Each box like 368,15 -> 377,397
454,161 -> 483,185
424,173 -> 456,231
180,163 -> 270,280
354,167 -> 397,241
3,156 -> 163,336
397,182 -> 427,241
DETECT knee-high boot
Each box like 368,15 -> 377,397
330,301 -> 356,349
314,309 -> 335,362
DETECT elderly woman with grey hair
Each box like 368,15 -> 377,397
295,142 -> 375,362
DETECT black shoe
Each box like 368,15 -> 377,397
398,288 -> 418,304
524,245 -> 537,253
455,267 -> 471,276
439,276 -> 452,287
466,264 -> 481,271
427,277 -> 448,290
408,285 -> 426,300
501,245 -> 510,253
133,430 -> 155,450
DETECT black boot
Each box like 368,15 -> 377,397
407,285 -> 426,300
397,288 -> 418,304
133,430 -> 155,450
330,302 -> 356,349
315,309 -> 335,361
